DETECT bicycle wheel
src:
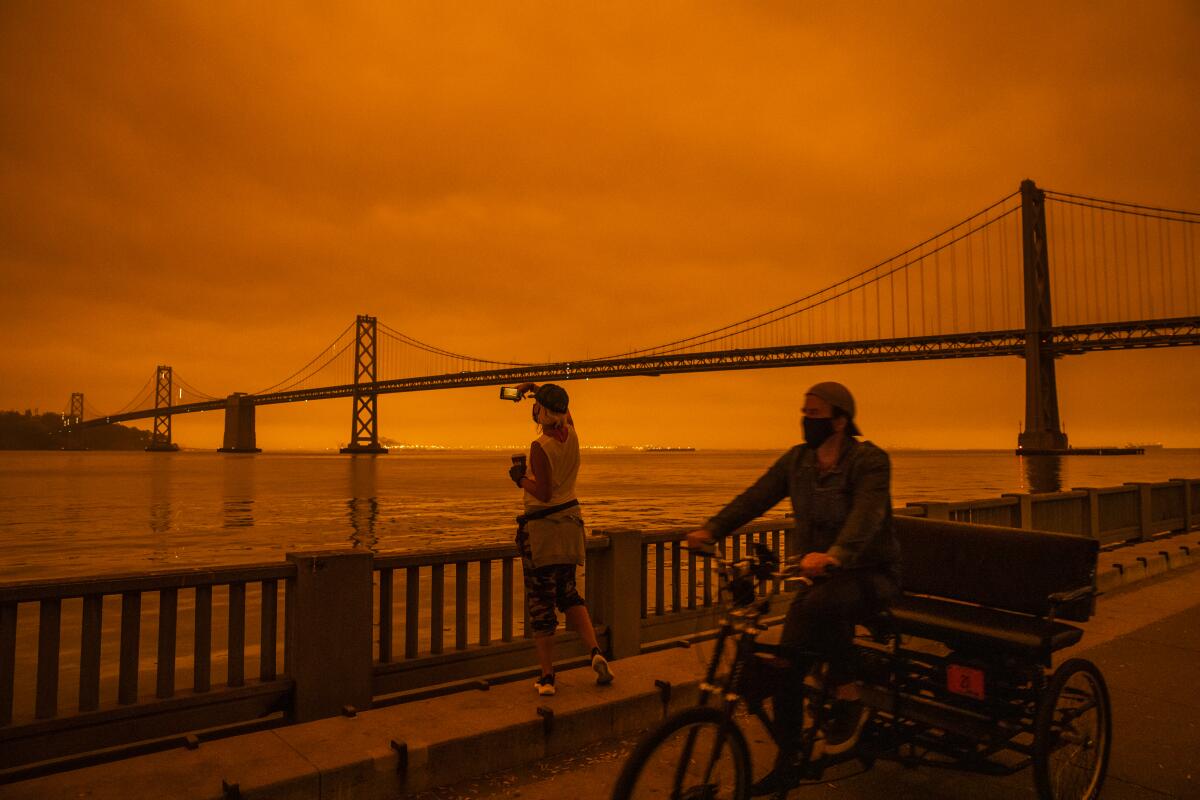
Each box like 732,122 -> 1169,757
612,705 -> 751,800
1032,658 -> 1111,800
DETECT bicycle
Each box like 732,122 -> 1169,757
611,543 -> 846,800
611,526 -> 1112,800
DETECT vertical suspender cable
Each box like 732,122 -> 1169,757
889,270 -> 896,339
1091,205 -> 1104,324
934,245 -> 942,335
1103,207 -> 1114,320
905,251 -> 912,338
950,231 -> 961,334
1158,216 -> 1170,318
1077,203 -> 1088,323
877,264 -> 885,339
1131,211 -> 1141,319
965,221 -> 976,332
1000,212 -> 1011,328
982,213 -> 992,330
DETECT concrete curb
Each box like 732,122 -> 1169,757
3,647 -> 708,800
1096,532 -> 1200,595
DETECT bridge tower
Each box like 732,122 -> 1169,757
146,365 -> 180,452
63,392 -> 86,450
1016,179 -> 1068,453
340,315 -> 388,454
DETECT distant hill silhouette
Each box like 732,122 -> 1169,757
0,410 -> 152,450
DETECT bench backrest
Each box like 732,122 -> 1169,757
893,516 -> 1098,622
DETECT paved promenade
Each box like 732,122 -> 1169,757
6,533 -> 1200,800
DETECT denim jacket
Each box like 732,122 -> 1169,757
703,438 -> 900,577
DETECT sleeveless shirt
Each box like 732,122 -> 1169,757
523,425 -> 580,511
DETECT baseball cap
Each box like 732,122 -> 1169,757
806,381 -> 862,436
534,384 -> 569,414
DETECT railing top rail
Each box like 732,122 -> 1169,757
0,561 -> 295,604
638,518 -> 796,545
372,535 -> 611,569
938,497 -> 1017,510
1095,485 -> 1140,495
1027,489 -> 1089,502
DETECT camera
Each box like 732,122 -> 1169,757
499,386 -> 522,402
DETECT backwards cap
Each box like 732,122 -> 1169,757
806,381 -> 862,436
534,384 -> 569,414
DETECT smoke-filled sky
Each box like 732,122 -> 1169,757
2,2 -> 1198,449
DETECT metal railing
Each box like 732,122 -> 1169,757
906,478 -> 1196,545
1,476 -> 1195,775
0,563 -> 293,771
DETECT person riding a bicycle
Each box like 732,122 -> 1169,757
686,381 -> 901,796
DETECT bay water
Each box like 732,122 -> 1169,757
4,448 -> 1200,582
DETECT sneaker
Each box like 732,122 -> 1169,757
591,649 -> 614,685
534,673 -> 556,696
821,698 -> 869,755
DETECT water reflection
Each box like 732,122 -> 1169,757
149,464 -> 173,565
222,455 -> 256,528
347,457 -> 379,550
1020,455 -> 1063,494
150,468 -> 172,536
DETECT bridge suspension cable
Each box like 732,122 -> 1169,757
172,373 -> 220,403
584,190 -> 1024,360
1044,189 -> 1200,327
251,320 -> 358,395
85,371 -> 158,420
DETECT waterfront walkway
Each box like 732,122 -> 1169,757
6,533 -> 1200,800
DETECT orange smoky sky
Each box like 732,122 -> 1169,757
1,2 -> 1198,450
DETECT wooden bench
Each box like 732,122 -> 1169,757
889,516 -> 1099,666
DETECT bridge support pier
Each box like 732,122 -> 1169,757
218,393 -> 261,453
145,366 -> 180,452
341,315 -> 388,455
1016,179 -> 1069,454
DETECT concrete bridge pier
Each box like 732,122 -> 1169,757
218,393 -> 262,453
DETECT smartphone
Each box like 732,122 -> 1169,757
499,386 -> 521,401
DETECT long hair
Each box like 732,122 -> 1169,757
534,404 -> 570,431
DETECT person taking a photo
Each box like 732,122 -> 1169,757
509,382 -> 613,696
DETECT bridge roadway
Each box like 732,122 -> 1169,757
8,534 -> 1199,799
79,315 -> 1200,428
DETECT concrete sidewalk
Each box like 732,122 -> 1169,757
5,530 -> 1199,800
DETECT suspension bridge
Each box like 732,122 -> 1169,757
63,180 -> 1200,454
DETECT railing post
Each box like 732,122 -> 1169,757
1170,479 -> 1193,532
1001,493 -> 1033,530
594,530 -> 644,660
286,550 -> 374,722
1125,482 -> 1154,541
1074,487 -> 1102,539
907,502 -> 950,520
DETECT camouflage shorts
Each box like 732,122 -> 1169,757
521,541 -> 585,635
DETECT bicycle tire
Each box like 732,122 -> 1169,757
1032,658 -> 1111,800
612,705 -> 752,800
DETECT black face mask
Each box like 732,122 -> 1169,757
803,416 -> 836,449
